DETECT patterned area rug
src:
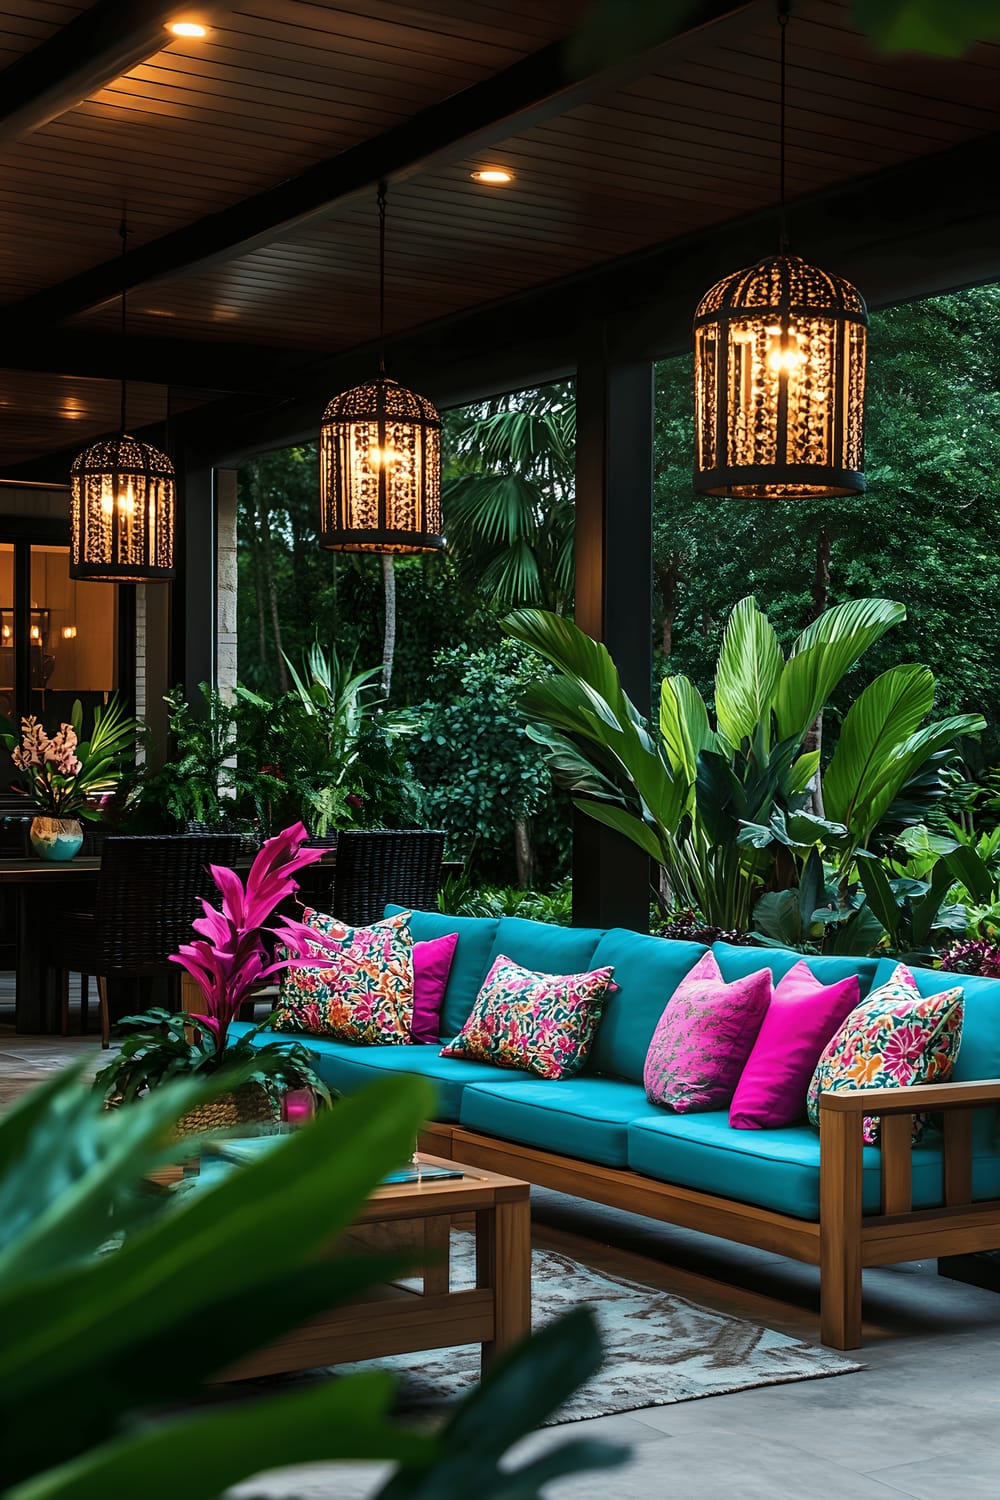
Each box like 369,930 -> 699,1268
313,1235 -> 862,1422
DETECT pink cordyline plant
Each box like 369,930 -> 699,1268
171,821 -> 347,1054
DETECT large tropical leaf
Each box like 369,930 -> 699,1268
505,611 -> 645,730
659,675 -> 715,803
827,702 -> 983,858
572,797 -> 664,862
822,664 -> 937,838
508,610 -> 687,835
773,597 -> 905,743
713,596 -> 784,751
445,474 -> 542,546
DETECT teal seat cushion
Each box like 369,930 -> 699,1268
627,1110 -> 1000,1221
459,1076 -> 651,1168
481,916 -> 605,984
712,941 -> 879,999
227,1020 -> 524,1122
587,931 -> 706,1083
385,905 -> 498,1038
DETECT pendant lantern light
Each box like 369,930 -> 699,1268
693,4 -> 866,499
69,219 -> 176,582
319,183 -> 443,553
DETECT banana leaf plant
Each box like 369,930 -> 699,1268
505,597 -> 984,933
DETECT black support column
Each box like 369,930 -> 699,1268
172,460 -> 218,703
572,348 -> 654,932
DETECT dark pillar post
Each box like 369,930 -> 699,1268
572,346 -> 654,932
172,460 -> 218,702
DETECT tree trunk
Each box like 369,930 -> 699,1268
811,523 -> 831,620
256,480 -> 288,693
514,817 -> 533,889
381,553 -> 396,699
655,554 -> 682,658
805,524 -> 832,817
245,471 -> 270,671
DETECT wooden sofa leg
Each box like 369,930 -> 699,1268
820,1106 -> 864,1350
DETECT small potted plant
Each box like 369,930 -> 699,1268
95,821 -> 347,1131
0,695 -> 138,860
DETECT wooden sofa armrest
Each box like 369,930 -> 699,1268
818,1079 -> 1000,1114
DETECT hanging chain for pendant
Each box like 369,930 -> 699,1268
778,0 -> 789,253
119,215 -> 129,433
377,180 -> 387,377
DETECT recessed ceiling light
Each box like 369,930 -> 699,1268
470,168 -> 515,185
166,20 -> 209,38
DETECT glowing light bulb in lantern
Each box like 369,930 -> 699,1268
766,325 -> 806,375
367,444 -> 401,470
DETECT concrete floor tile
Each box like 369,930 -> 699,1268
859,1451 -> 1000,1499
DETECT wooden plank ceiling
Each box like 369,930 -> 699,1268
0,0 -> 997,470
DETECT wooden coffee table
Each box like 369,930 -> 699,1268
218,1154 -> 531,1382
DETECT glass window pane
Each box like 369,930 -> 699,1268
29,545 -> 117,724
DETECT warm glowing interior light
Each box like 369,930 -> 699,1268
166,19 -> 208,37
765,325 -> 806,374
62,625 -> 77,640
367,445 -> 401,470
30,625 -> 40,641
470,168 -> 514,184
1,624 -> 10,642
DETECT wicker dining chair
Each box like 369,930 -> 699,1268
330,829 -> 447,927
50,832 -> 244,1046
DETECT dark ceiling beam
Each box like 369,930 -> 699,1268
0,0 -> 232,149
168,130 -> 1000,469
2,0 -> 759,332
2,128 -> 995,484
0,329 -> 307,397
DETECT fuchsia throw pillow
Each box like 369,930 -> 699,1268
729,961 -> 860,1129
410,931 -> 459,1044
643,951 -> 771,1113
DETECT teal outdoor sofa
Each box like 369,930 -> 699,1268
230,906 -> 1000,1349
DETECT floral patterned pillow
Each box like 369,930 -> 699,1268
806,963 -> 964,1144
439,954 -> 615,1079
643,951 -> 771,1113
271,907 -> 414,1046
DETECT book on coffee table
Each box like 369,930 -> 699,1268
204,1134 -> 463,1184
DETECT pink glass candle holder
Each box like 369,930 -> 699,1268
281,1088 -> 315,1126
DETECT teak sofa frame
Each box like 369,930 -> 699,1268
420,1079 -> 1000,1349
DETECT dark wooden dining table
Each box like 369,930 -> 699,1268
0,856 -> 101,1034
2,847 -> 464,1035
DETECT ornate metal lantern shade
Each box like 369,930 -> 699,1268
319,375 -> 443,554
693,253 -> 867,499
70,434 -> 176,582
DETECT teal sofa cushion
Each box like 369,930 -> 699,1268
712,941 -> 879,999
227,1020 -> 525,1122
627,1110 -> 1000,1221
587,931 -> 706,1082
459,1076 -> 650,1168
385,905 -> 498,1038
482,916 -> 605,983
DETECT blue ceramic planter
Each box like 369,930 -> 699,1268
29,816 -> 84,861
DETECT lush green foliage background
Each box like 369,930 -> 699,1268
653,287 -> 1000,756
237,286 -> 1000,887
